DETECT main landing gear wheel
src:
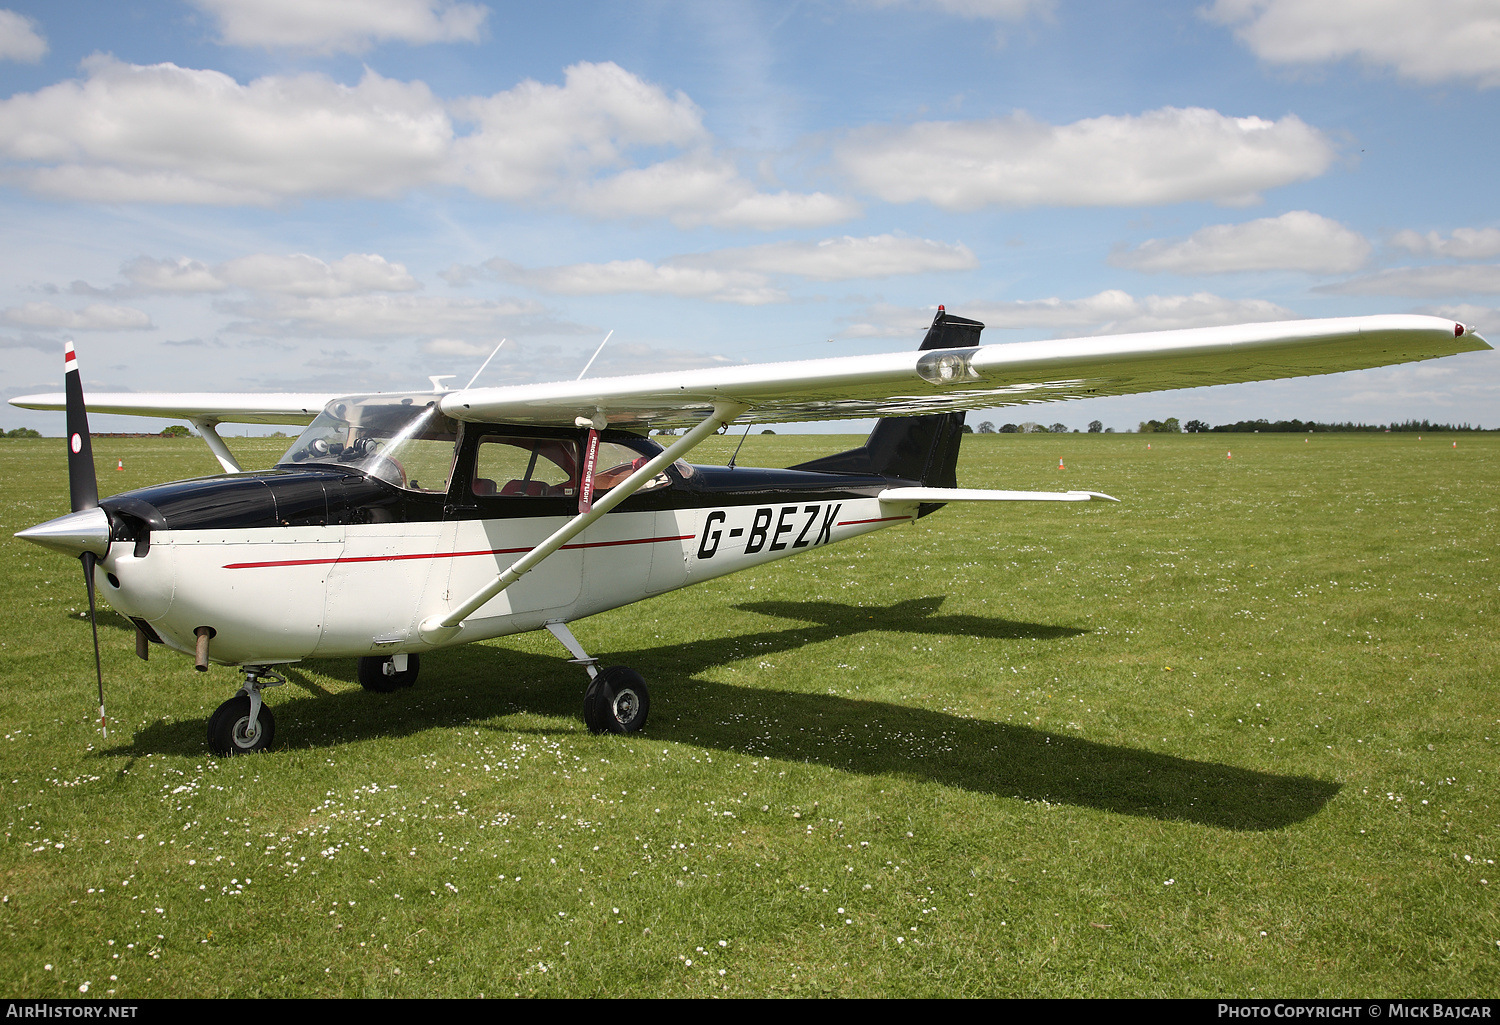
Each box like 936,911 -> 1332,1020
207,695 -> 275,756
358,653 -> 420,692
583,666 -> 650,735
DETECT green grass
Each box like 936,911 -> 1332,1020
0,431 -> 1495,997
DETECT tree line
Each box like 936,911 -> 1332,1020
1142,418 -> 1490,433
957,417 -> 1491,435
968,420 -> 1111,434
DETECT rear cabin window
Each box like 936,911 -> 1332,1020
470,434 -> 673,499
473,436 -> 579,497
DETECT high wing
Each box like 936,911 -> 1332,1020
441,315 -> 1489,429
7,315 -> 1490,431
6,391 -> 339,426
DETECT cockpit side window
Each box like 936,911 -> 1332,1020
473,436 -> 579,498
591,441 -> 668,494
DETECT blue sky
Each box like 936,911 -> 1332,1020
1,0 -> 1497,434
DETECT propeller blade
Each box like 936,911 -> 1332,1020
81,552 -> 106,738
66,342 -> 107,737
64,341 -> 99,513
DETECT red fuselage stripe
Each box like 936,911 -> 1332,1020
837,515 -> 912,526
222,533 -> 695,570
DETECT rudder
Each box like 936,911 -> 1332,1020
790,307 -> 984,498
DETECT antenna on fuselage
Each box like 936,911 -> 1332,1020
577,330 -> 613,381
727,422 -> 752,469
463,338 -> 508,390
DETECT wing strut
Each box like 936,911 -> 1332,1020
189,419 -> 244,474
418,400 -> 749,645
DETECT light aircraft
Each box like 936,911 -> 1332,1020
10,310 -> 1490,755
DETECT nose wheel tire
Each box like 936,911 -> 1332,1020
207,695 -> 275,756
358,653 -> 420,692
583,666 -> 650,735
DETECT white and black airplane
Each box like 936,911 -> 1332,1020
10,310 -> 1490,755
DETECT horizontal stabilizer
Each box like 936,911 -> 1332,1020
878,487 -> 1118,503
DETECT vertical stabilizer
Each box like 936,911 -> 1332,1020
790,308 -> 983,504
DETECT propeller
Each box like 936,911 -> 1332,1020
63,341 -> 108,737
15,345 -> 119,738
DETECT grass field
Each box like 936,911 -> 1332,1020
0,430 -> 1495,997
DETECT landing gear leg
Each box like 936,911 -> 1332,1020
208,666 -> 284,756
544,621 -> 650,735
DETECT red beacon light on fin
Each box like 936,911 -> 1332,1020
1455,323 -> 1465,337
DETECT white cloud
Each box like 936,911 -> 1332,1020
448,62 -> 708,201
1320,265 -> 1500,296
423,338 -> 495,357
679,187 -> 860,231
118,257 -> 226,293
834,107 -> 1334,210
1420,303 -> 1498,327
190,0 -> 487,53
115,253 -> 420,297
2,301 -> 153,331
0,58 -> 849,226
562,153 -> 859,231
218,294 -> 557,338
842,291 -> 1296,337
0,9 -> 46,62
490,234 -> 976,305
220,254 -> 420,297
1111,211 -> 1370,274
1391,227 -> 1500,259
1207,0 -> 1500,87
490,258 -> 784,306
691,234 -> 978,280
0,58 -> 451,204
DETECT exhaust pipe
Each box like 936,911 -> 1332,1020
194,627 -> 215,671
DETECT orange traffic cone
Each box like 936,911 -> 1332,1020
115,460 -> 123,471
1226,451 -> 1232,460
1146,443 -> 1152,450
1058,458 -> 1065,470
1453,441 -> 1457,448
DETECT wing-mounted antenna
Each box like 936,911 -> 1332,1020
463,339 -> 508,390
577,330 -> 613,380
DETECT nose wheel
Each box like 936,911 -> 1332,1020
208,666 -> 284,756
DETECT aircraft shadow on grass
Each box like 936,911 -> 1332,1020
115,596 -> 1336,831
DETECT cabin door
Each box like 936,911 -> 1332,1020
438,430 -> 585,627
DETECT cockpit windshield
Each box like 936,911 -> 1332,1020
277,394 -> 459,493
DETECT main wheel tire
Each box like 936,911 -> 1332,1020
358,653 -> 420,692
583,666 -> 650,735
207,695 -> 275,756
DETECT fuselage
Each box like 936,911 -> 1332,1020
95,425 -> 922,667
